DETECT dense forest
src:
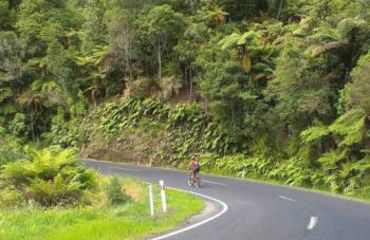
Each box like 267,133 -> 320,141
1,0 -> 370,197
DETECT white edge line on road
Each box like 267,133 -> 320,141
202,180 -> 227,186
149,188 -> 229,240
279,195 -> 296,202
306,216 -> 319,230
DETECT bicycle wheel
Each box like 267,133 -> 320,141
195,175 -> 201,188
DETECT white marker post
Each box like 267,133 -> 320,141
159,180 -> 167,213
148,184 -> 155,217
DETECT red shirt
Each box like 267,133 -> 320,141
190,160 -> 200,170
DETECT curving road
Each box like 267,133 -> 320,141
84,159 -> 370,240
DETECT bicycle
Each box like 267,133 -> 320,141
188,170 -> 201,188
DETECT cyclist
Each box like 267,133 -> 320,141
188,155 -> 200,186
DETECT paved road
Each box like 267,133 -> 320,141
85,159 -> 370,240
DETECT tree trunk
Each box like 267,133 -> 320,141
124,23 -> 132,81
204,97 -> 209,115
30,114 -> 35,142
189,68 -> 193,100
276,0 -> 283,20
157,49 -> 162,80
363,114 -> 370,148
341,33 -> 356,85
184,66 -> 189,95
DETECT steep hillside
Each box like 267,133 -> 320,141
66,99 -> 232,167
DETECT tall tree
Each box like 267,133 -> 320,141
137,4 -> 185,80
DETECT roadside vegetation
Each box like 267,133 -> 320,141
0,0 -> 369,205
65,99 -> 370,200
0,146 -> 204,240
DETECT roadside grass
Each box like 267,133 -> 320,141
0,178 -> 204,240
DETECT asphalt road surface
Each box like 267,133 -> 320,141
84,159 -> 370,240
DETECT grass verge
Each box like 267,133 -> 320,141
0,178 -> 204,240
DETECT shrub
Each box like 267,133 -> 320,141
0,126 -> 25,168
0,146 -> 98,207
159,76 -> 182,100
106,177 -> 129,206
123,78 -> 152,99
0,187 -> 23,208
0,151 -> 27,169
9,113 -> 27,137
27,174 -> 82,206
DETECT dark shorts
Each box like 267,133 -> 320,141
191,168 -> 200,175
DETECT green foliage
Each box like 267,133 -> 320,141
0,180 -> 204,240
302,110 -> 366,147
0,187 -> 23,208
136,4 -> 185,79
0,126 -> 25,168
1,0 -> 370,200
0,151 -> 26,169
265,36 -> 335,131
345,51 -> 370,113
123,78 -> 152,99
106,177 -> 129,206
0,146 -> 98,206
159,76 -> 182,100
329,110 -> 366,146
301,125 -> 330,143
201,152 -> 315,187
300,109 -> 369,194
9,113 -> 28,137
66,99 -> 234,164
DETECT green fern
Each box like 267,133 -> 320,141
329,110 -> 365,146
0,87 -> 13,103
300,125 -> 330,143
1,146 -> 97,206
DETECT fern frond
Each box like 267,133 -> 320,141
329,110 -> 365,146
300,125 -> 330,143
218,32 -> 241,50
0,87 -> 13,102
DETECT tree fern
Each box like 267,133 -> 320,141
219,32 -> 242,50
339,158 -> 370,179
301,125 -> 330,143
329,110 -> 365,146
318,149 -> 348,172
1,147 -> 97,206
0,87 -> 12,103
